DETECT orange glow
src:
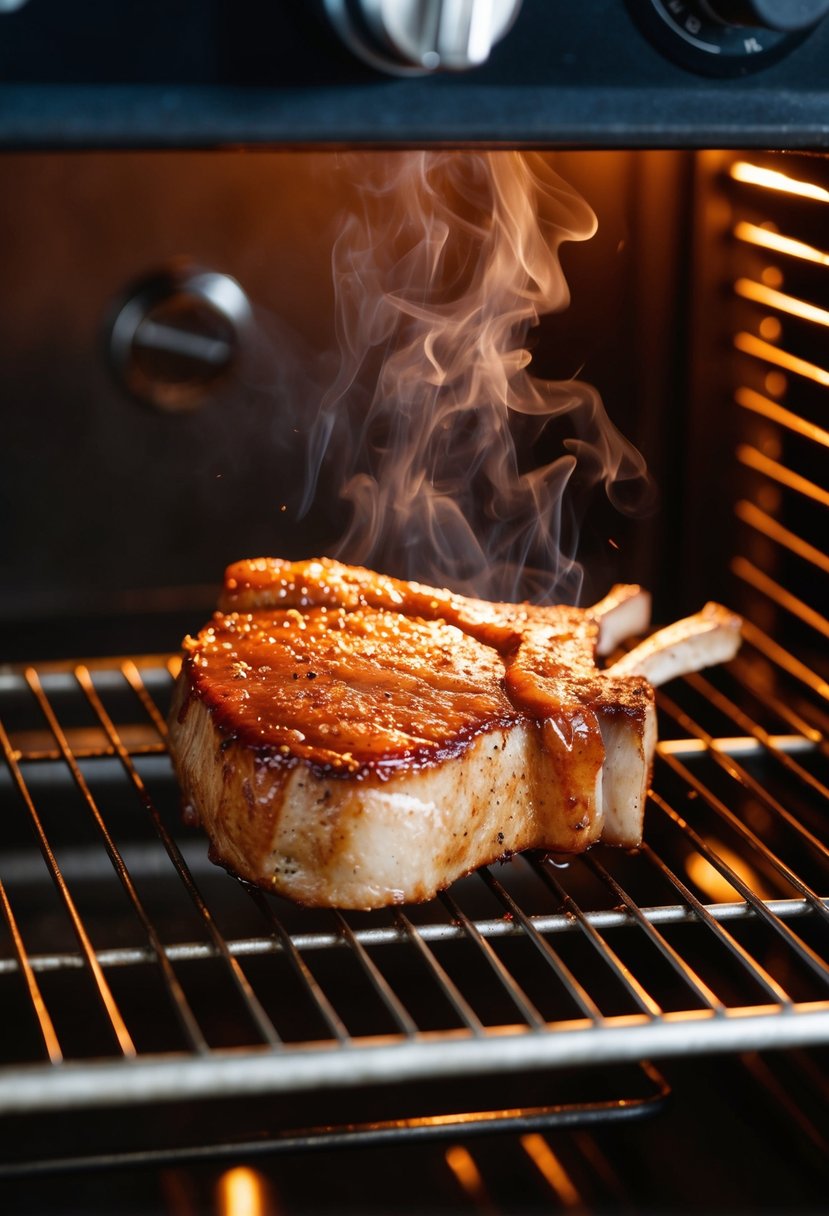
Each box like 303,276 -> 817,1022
761,266 -> 784,288
734,220 -> 829,268
764,371 -> 787,397
0,881 -> 62,1064
741,618 -> 829,701
445,1145 -> 490,1205
730,161 -> 829,203
736,500 -> 829,576
735,386 -> 829,447
734,332 -> 829,387
735,278 -> 829,329
685,853 -> 740,902
216,1168 -> 272,1216
734,556 -> 829,639
758,317 -> 781,341
521,1135 -> 582,1208
737,444 -> 829,509
685,838 -> 773,902
757,484 -> 782,513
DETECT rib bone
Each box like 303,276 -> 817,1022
606,602 -> 743,687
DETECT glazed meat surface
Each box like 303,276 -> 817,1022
177,606 -> 519,772
169,558 -> 741,909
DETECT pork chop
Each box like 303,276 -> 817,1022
168,558 -> 741,908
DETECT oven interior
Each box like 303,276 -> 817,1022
1,147 -> 827,1213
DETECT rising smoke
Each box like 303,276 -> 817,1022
299,151 -> 650,604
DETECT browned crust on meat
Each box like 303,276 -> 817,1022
169,682 -> 608,908
179,605 -> 523,780
167,557 -> 666,908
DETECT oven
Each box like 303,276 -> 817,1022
1,3 -> 828,1213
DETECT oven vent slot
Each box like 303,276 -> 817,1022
725,153 -> 829,676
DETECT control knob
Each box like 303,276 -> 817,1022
108,265 -> 252,412
703,0 -> 829,29
632,0 -> 829,73
323,0 -> 523,74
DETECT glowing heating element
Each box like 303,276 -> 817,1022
730,161 -> 829,203
737,444 -> 829,510
736,500 -> 829,576
685,839 -> 772,904
216,1167 -> 272,1216
445,1144 -> 491,1206
735,278 -> 829,329
735,221 -> 829,269
521,1133 -> 582,1209
735,387 -> 829,448
734,332 -> 829,388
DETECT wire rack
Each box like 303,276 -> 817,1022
0,618 -> 827,1134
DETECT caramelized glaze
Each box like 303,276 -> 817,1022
219,556 -> 652,722
182,606 -> 520,778
180,558 -> 653,833
169,558 -> 668,907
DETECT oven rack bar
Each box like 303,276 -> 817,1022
0,1007 -> 828,1116
0,895 -> 823,976
0,624 -> 827,1116
0,894 -> 816,977
0,1062 -> 673,1179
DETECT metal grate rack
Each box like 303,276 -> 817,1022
0,620 -> 827,1145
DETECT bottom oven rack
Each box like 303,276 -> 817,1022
0,621 -> 827,1136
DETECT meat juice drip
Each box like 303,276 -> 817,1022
181,802 -> 201,828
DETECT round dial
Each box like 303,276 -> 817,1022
323,0 -> 524,75
631,0 -> 829,74
705,1 -> 829,31
108,266 -> 252,412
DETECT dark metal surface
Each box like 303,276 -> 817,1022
107,265 -> 253,412
0,1062 -> 672,1179
0,0 -> 828,146
630,0 -> 828,76
0,1056 -> 825,1213
0,149 -> 689,646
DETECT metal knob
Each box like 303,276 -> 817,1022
108,265 -> 252,412
702,0 -> 829,30
634,0 -> 828,74
323,0 -> 523,74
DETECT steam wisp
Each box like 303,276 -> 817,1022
303,151 -> 649,605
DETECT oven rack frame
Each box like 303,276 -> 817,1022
0,626 -> 828,1117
